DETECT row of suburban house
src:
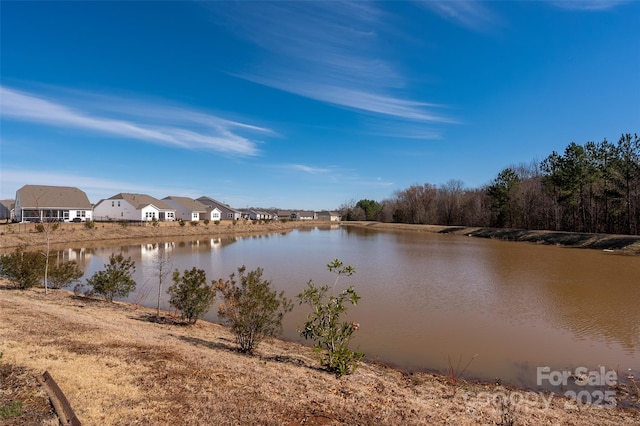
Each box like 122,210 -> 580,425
0,185 -> 340,223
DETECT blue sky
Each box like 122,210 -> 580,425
1,1 -> 638,210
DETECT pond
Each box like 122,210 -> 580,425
68,225 -> 640,390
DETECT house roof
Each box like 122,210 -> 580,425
16,185 -> 92,209
0,200 -> 15,210
196,196 -> 242,214
163,196 -> 207,212
109,193 -> 173,211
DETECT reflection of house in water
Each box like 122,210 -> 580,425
140,242 -> 176,259
52,248 -> 93,270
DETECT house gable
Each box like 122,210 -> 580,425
14,185 -> 92,222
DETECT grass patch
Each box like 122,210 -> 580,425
0,401 -> 23,419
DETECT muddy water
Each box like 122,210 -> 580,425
75,225 -> 639,389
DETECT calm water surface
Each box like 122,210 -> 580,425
70,225 -> 639,389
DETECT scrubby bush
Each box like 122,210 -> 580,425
214,220 -> 220,226
0,245 -> 44,289
48,260 -> 83,289
215,266 -> 293,354
190,221 -> 199,226
203,219 -> 210,226
298,259 -> 363,376
83,220 -> 95,229
168,267 -> 214,324
86,253 -> 136,302
178,219 -> 185,227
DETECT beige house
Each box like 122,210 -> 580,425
317,211 -> 341,221
163,196 -> 208,221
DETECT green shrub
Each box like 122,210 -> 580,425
48,260 -> 83,289
178,219 -> 185,227
298,259 -> 363,376
168,267 -> 214,324
203,219 -> 210,225
190,221 -> 199,226
214,220 -> 220,225
86,253 -> 136,302
215,266 -> 293,354
0,245 -> 44,289
83,220 -> 95,229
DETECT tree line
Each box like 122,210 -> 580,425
342,133 -> 640,235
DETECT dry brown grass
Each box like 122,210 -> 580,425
0,220 -> 313,254
1,280 -> 638,425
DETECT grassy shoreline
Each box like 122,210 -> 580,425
1,282 -> 638,425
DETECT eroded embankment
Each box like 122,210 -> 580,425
341,222 -> 640,253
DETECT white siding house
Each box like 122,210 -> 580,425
201,207 -> 222,221
14,185 -> 93,222
93,193 -> 175,222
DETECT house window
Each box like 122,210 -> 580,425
118,201 -> 121,207
227,213 -> 233,219
112,201 -> 114,207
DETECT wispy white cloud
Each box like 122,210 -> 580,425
279,164 -> 394,189
287,164 -> 332,175
212,1 -> 453,125
416,0 -> 503,32
547,0 -> 631,11
0,86 -> 272,156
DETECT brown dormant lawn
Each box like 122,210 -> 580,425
1,281 -> 638,425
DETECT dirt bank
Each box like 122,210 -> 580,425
1,283 -> 638,425
0,220 -> 315,254
341,222 -> 640,254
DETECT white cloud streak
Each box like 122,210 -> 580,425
417,0 -> 503,32
0,86 -> 271,156
287,164 -> 332,175
547,0 -> 632,11
213,1 -> 453,125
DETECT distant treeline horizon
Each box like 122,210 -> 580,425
342,133 -> 640,236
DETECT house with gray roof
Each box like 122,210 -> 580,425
197,196 -> 242,221
14,185 -> 93,222
93,193 -> 175,222
163,196 -> 208,222
0,200 -> 14,223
